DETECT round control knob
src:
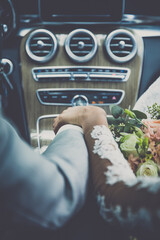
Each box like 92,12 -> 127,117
71,95 -> 89,107
37,40 -> 45,49
78,41 -> 85,49
0,58 -> 13,75
119,40 -> 125,49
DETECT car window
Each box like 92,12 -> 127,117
125,0 -> 160,16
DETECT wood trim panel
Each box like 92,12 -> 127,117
20,27 -> 144,148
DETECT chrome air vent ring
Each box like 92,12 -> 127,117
104,29 -> 137,63
25,29 -> 58,63
65,29 -> 98,63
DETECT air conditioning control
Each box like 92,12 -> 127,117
36,88 -> 125,106
32,66 -> 130,83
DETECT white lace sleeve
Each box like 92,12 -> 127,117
91,125 -> 136,185
89,125 -> 160,234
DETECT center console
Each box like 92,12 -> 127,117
19,16 -> 144,150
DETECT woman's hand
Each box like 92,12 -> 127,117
53,106 -> 108,134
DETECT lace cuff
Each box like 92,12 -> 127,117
91,125 -> 136,185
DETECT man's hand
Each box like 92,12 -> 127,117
53,106 -> 108,134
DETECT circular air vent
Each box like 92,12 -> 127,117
104,29 -> 137,63
65,29 -> 97,63
25,29 -> 58,63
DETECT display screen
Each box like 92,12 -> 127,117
39,0 -> 124,22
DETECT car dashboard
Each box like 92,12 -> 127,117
1,0 -> 160,152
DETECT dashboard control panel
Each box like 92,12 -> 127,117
36,88 -> 125,106
32,67 -> 130,82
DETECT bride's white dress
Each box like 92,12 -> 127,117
86,77 -> 160,237
134,76 -> 160,115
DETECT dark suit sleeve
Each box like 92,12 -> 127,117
0,116 -> 88,229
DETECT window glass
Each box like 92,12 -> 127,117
125,0 -> 160,16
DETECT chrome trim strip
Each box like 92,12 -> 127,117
89,74 -> 124,79
73,73 -> 88,78
32,65 -> 130,70
32,66 -> 130,82
36,73 -> 71,78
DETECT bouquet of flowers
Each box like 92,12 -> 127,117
109,103 -> 160,177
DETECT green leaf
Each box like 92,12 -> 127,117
110,105 -> 124,119
127,119 -> 138,125
133,126 -> 144,138
124,109 -> 136,119
123,123 -> 133,133
142,137 -> 149,151
107,116 -> 124,125
132,110 -> 147,119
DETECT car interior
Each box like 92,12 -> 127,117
0,0 -> 160,239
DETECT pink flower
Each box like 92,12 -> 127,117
128,154 -> 141,173
149,141 -> 160,165
142,119 -> 160,141
141,119 -> 160,165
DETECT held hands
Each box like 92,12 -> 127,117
53,106 -> 108,134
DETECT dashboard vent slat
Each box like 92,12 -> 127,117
112,37 -> 131,41
72,51 -> 91,54
110,43 -> 133,48
25,29 -> 58,63
65,29 -> 98,63
32,37 -> 51,41
112,51 -> 131,56
32,50 -> 51,54
105,29 -> 137,63
30,43 -> 53,47
72,37 -> 92,41
70,44 -> 93,47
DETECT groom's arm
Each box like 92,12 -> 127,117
0,115 -> 88,229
